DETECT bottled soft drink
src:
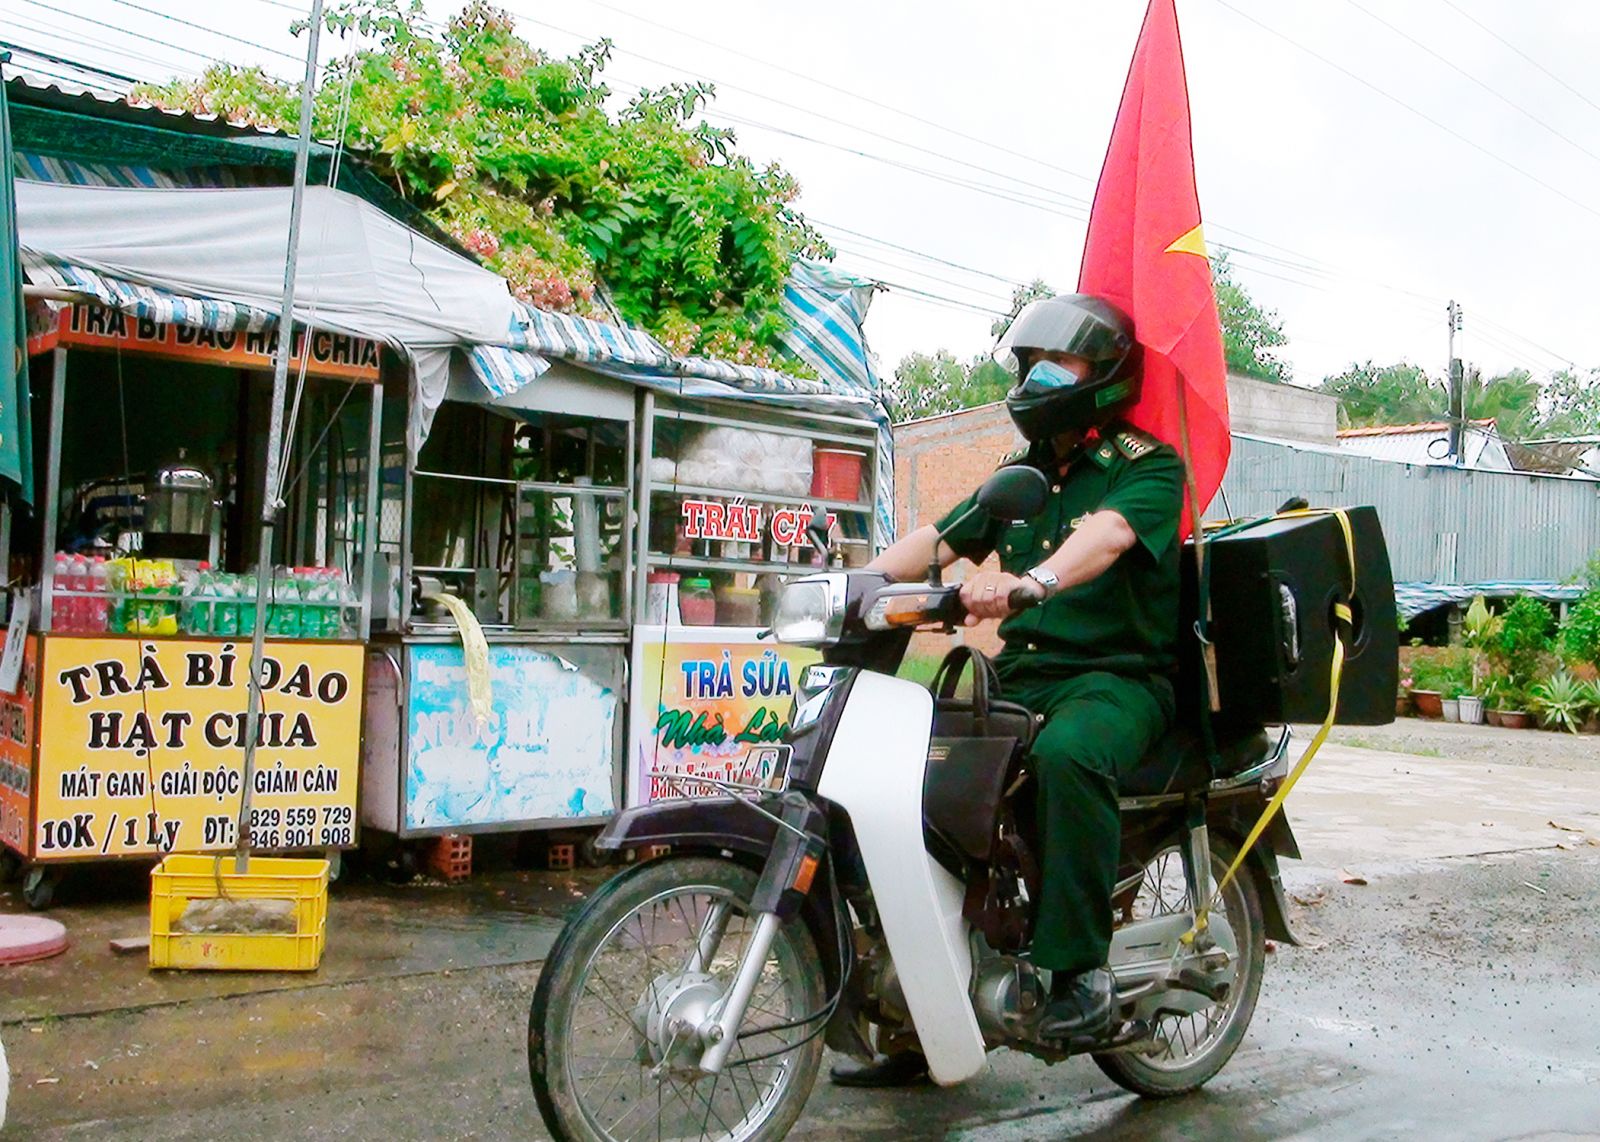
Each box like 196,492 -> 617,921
51,553 -> 71,631
271,568 -> 301,639
335,568 -> 357,639
210,573 -> 233,637
89,556 -> 110,632
238,572 -> 259,635
182,564 -> 213,636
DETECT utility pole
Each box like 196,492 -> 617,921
236,0 -> 325,872
1446,300 -> 1464,465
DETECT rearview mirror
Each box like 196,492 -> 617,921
976,465 -> 1049,521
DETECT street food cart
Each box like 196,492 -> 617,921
358,351 -> 884,848
0,299 -> 386,906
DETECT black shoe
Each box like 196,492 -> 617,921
829,1051 -> 930,1088
1037,968 -> 1114,1042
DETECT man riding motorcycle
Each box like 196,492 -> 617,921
834,293 -> 1187,1086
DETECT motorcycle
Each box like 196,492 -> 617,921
528,464 -> 1301,1142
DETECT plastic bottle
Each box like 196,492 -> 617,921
50,553 -> 71,631
331,568 -> 355,639
210,572 -> 234,638
89,557 -> 110,632
71,554 -> 92,632
182,563 -> 212,636
238,572 -> 259,636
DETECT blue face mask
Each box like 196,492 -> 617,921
1024,359 -> 1082,392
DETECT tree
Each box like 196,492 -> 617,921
1540,368 -> 1600,437
1320,361 -> 1441,427
1463,367 -> 1541,439
135,0 -> 828,366
1212,253 -> 1291,382
886,351 -> 1012,422
990,279 -> 1056,339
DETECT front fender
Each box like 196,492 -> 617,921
595,795 -> 857,1042
596,794 -> 785,859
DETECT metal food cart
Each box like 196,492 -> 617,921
358,353 -> 884,850
0,300 -> 385,906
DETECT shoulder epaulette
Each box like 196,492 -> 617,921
996,446 -> 1031,469
1112,427 -> 1162,461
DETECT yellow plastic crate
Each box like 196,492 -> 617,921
149,854 -> 330,972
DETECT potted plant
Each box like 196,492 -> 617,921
1458,689 -> 1485,725
1580,678 -> 1600,733
1407,653 -> 1444,718
1396,673 -> 1414,717
1529,669 -> 1595,735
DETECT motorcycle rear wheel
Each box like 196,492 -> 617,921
1093,837 -> 1265,1098
529,855 -> 826,1142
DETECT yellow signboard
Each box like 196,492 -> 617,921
627,627 -> 819,807
34,637 -> 364,860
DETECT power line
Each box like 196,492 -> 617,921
811,219 -> 1028,287
14,0 -> 231,70
0,37 -> 139,83
1,14 -> 203,78
573,0 -> 1101,189
102,0 -> 307,65
1207,0 -> 1600,222
1338,0 -> 1600,170
1436,0 -> 1600,118
507,5 -> 1103,219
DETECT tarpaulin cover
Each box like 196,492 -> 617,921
15,179 -> 516,450
0,68 -> 32,501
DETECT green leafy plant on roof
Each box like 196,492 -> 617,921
135,0 -> 832,366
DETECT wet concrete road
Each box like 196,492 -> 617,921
6,736 -> 1600,1139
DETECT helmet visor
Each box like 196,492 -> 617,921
993,296 -> 1131,374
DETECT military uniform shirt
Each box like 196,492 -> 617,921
935,424 -> 1185,676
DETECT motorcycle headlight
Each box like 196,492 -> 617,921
772,574 -> 848,646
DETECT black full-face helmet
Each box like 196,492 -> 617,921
995,294 -> 1141,442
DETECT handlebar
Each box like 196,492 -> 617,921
1006,583 -> 1044,613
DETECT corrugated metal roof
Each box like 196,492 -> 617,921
4,73 -> 355,150
1214,434 -> 1600,585
1335,423 -> 1511,470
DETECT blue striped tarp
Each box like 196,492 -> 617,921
22,250 -> 276,331
1395,581 -> 1582,622
466,344 -> 551,398
779,260 -> 878,396
508,301 -> 673,369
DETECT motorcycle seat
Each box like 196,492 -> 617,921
1120,725 -> 1270,798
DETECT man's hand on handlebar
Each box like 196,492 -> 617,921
959,570 -> 1046,625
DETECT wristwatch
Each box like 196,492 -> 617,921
1023,566 -> 1059,597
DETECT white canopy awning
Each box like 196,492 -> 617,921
15,180 -> 516,448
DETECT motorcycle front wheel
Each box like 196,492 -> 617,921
529,855 -> 826,1142
1093,836 -> 1266,1097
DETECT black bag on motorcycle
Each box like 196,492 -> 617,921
1178,505 -> 1398,738
922,646 -> 1040,951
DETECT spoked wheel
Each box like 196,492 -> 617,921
529,856 -> 826,1142
1094,836 -> 1265,1097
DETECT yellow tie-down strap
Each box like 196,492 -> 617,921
1183,507 -> 1356,944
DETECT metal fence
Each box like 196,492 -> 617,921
1214,435 -> 1600,584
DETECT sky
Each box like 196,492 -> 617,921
5,0 -> 1600,390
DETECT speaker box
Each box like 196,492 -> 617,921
1178,507 -> 1397,735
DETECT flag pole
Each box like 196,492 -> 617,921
235,0 -> 326,872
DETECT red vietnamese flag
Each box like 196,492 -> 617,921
1078,0 -> 1228,537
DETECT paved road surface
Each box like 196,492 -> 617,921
6,737 -> 1600,1140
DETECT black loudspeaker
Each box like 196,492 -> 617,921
1178,506 -> 1398,734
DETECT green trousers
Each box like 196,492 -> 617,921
996,668 -> 1175,974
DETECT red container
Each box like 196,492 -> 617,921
811,448 -> 865,501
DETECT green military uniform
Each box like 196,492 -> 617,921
936,422 -> 1184,974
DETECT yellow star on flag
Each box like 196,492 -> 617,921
1163,223 -> 1208,258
